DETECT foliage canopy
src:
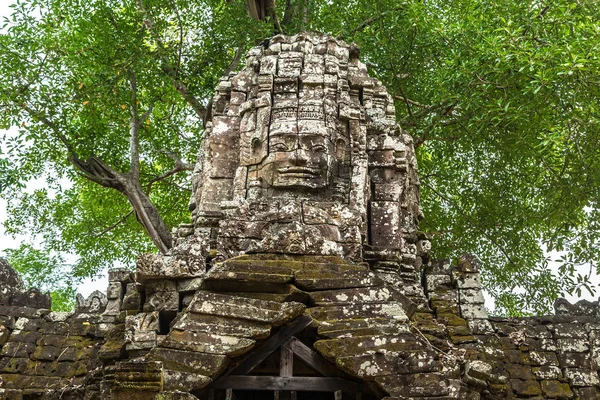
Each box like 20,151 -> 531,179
1,0 -> 598,315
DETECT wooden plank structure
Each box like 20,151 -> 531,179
206,316 -> 363,400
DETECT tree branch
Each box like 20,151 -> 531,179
129,72 -> 141,179
345,6 -> 406,37
168,0 -> 184,73
145,151 -> 194,189
137,0 -> 207,120
93,210 -> 134,238
394,95 -> 431,110
223,47 -> 245,77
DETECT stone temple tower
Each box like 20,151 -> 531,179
182,32 -> 429,294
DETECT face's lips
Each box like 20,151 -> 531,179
278,167 -> 321,176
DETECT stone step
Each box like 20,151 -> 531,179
376,373 -> 451,398
337,350 -> 440,378
220,287 -> 309,304
202,279 -> 294,294
162,369 -> 211,393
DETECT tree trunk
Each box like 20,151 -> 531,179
70,155 -> 173,254
123,180 -> 173,254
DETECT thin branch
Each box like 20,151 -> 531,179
394,95 -> 431,110
223,47 -> 245,77
272,4 -> 284,34
395,88 -> 414,121
137,0 -> 207,120
93,210 -> 134,238
423,181 -> 516,265
345,6 -> 406,37
129,72 -> 141,179
145,151 -> 194,189
18,102 -> 75,155
141,103 -> 155,122
19,102 -> 124,188
145,167 -> 189,188
168,0 -> 184,73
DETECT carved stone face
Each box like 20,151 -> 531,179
261,118 -> 335,190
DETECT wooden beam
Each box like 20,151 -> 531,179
280,342 -> 294,377
211,376 -> 360,392
227,315 -> 313,376
287,337 -> 340,377
279,341 -> 295,400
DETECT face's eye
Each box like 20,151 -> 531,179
271,142 -> 289,152
312,144 -> 327,153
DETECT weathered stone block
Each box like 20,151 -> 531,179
315,333 -> 423,358
173,313 -> 271,339
509,379 -> 542,396
559,351 -> 592,368
162,370 -> 211,392
309,303 -> 408,322
188,291 -> 305,326
147,348 -> 228,377
556,338 -> 589,353
540,380 -> 574,398
376,373 -> 450,397
425,274 -> 452,292
564,368 -> 600,386
160,329 -> 255,356
532,365 -> 562,380
505,363 -> 534,380
529,350 -> 559,366
460,303 -> 488,319
107,282 -> 122,300
453,272 -> 481,289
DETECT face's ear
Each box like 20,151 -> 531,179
335,138 -> 346,160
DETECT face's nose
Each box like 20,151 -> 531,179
290,149 -> 309,166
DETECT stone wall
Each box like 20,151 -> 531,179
1,255 -> 599,399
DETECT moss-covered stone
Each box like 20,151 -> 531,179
98,339 -> 126,361
147,348 -> 228,377
436,312 -> 467,327
376,373 -> 450,397
540,379 -> 574,398
173,313 -> 271,339
160,329 -> 255,356
315,333 -> 424,359
510,378 -> 542,396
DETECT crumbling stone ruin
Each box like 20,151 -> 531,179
1,33 -> 599,400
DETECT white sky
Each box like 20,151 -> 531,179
0,1 -> 596,309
